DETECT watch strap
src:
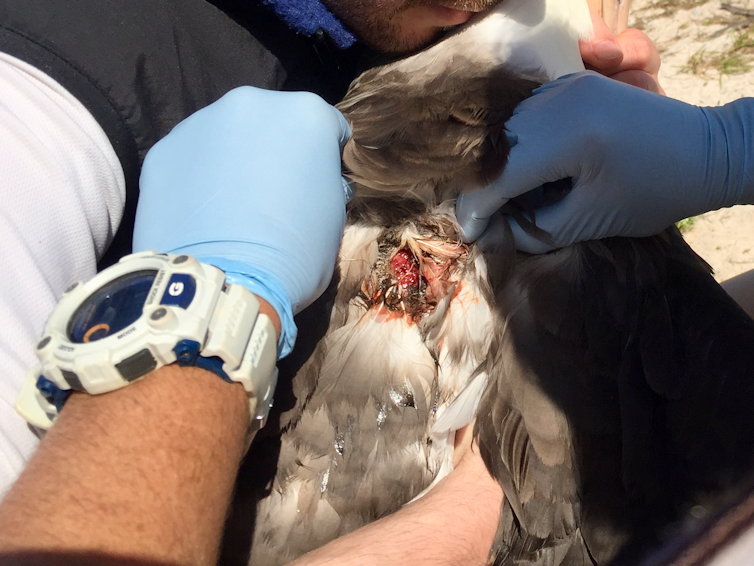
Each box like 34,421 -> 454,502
15,252 -> 278,430
176,284 -> 278,427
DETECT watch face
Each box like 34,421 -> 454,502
68,270 -> 157,344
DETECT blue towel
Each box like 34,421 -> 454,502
262,0 -> 357,49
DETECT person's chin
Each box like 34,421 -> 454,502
387,30 -> 444,53
389,6 -> 475,51
355,5 -> 477,54
357,26 -> 438,54
424,5 -> 476,26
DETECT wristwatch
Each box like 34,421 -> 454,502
15,251 -> 278,432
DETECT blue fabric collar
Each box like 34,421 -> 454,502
262,0 -> 357,49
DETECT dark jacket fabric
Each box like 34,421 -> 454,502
0,0 -> 365,266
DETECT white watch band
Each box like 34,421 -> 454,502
191,281 -> 279,429
15,251 -> 278,431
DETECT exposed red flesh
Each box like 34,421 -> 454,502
390,249 -> 420,288
359,238 -> 469,325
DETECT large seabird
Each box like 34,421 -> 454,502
222,1 -> 754,565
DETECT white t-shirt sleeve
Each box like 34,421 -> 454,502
0,52 -> 126,496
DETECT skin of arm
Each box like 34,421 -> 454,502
722,270 -> 754,320
0,302 -> 279,566
291,444 -> 503,566
290,424 -> 503,566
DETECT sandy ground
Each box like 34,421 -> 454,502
631,0 -> 754,280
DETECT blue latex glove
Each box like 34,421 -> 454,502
456,71 -> 754,253
134,86 -> 352,357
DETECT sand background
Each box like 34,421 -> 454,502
630,0 -> 754,280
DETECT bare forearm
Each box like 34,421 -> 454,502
0,297 -> 281,566
290,445 -> 504,566
0,364 -> 248,566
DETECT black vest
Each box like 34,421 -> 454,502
0,0 -> 365,267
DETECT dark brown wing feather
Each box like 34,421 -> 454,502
475,230 -> 754,565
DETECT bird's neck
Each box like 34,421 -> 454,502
463,0 -> 593,81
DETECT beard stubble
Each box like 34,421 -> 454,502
323,0 -> 503,53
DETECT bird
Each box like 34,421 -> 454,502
219,0 -> 754,564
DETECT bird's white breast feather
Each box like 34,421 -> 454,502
467,0 -> 593,80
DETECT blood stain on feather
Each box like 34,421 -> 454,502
358,228 -> 470,323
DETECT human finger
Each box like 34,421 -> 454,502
507,185 -> 604,254
609,69 -> 665,94
614,28 -> 661,76
580,15 -> 665,93
579,12 -> 624,71
508,216 -> 556,254
457,136 -> 570,243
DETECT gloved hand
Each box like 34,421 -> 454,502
134,86 -> 352,357
456,71 -> 754,253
